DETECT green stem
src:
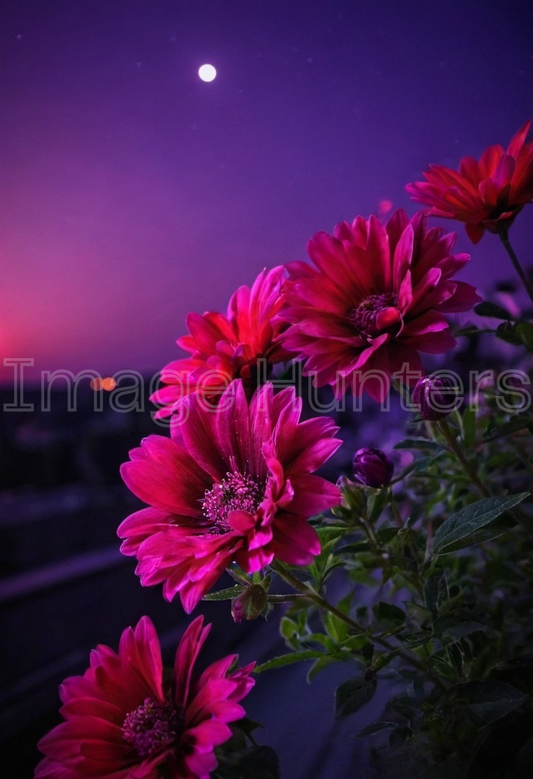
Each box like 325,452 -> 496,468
267,593 -> 308,603
227,567 -> 253,586
439,419 -> 533,530
438,419 -> 490,498
499,229 -> 533,305
270,560 -> 443,686
388,490 -> 404,529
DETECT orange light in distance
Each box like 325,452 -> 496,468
90,377 -> 117,391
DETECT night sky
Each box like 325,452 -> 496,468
2,0 -> 533,382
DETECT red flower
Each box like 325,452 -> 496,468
119,381 -> 341,612
150,266 -> 290,418
279,209 -> 480,402
35,616 -> 255,779
406,121 -> 533,243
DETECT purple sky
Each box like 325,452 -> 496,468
1,0 -> 533,382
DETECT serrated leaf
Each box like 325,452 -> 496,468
432,493 -> 528,555
334,674 -> 377,718
203,585 -> 245,601
254,650 -> 324,673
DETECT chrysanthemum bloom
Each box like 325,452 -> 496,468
119,381 -> 341,612
279,209 -> 481,402
35,615 -> 255,779
150,266 -> 291,418
406,121 -> 533,243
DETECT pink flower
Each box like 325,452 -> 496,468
279,209 -> 481,402
119,381 -> 341,612
35,615 -> 255,779
406,121 -> 533,243
150,266 -> 291,418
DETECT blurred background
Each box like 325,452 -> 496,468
1,1 -> 533,776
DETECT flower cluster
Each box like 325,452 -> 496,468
36,120 -> 533,779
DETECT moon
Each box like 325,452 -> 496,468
198,64 -> 216,82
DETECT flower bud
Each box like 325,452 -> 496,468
412,375 -> 459,421
352,448 -> 394,489
231,585 -> 268,623
334,474 -> 365,513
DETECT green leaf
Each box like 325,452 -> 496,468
495,322 -> 523,346
462,406 -> 477,449
516,322 -> 533,350
203,585 -> 245,601
306,655 -> 338,682
376,527 -> 398,544
232,717 -> 264,738
215,745 -> 280,779
474,301 -> 513,320
353,721 -> 399,739
442,621 -> 486,643
432,493 -> 529,555
372,601 -> 406,629
254,650 -> 324,673
304,632 -> 335,650
390,695 -> 419,720
399,630 -> 433,648
483,414 -> 533,441
461,680 -> 529,726
334,673 -> 377,718
324,610 -> 349,643
423,571 -> 449,618
279,617 -> 298,640
394,438 -> 446,452
367,488 -> 389,523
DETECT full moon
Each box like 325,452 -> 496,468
198,64 -> 216,82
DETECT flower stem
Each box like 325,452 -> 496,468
438,419 -> 532,530
267,593 -> 309,603
438,419 -> 490,498
269,560 -> 443,686
388,490 -> 404,529
499,229 -> 533,305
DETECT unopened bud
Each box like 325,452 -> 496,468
412,375 -> 459,421
352,448 -> 394,489
231,585 -> 268,623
